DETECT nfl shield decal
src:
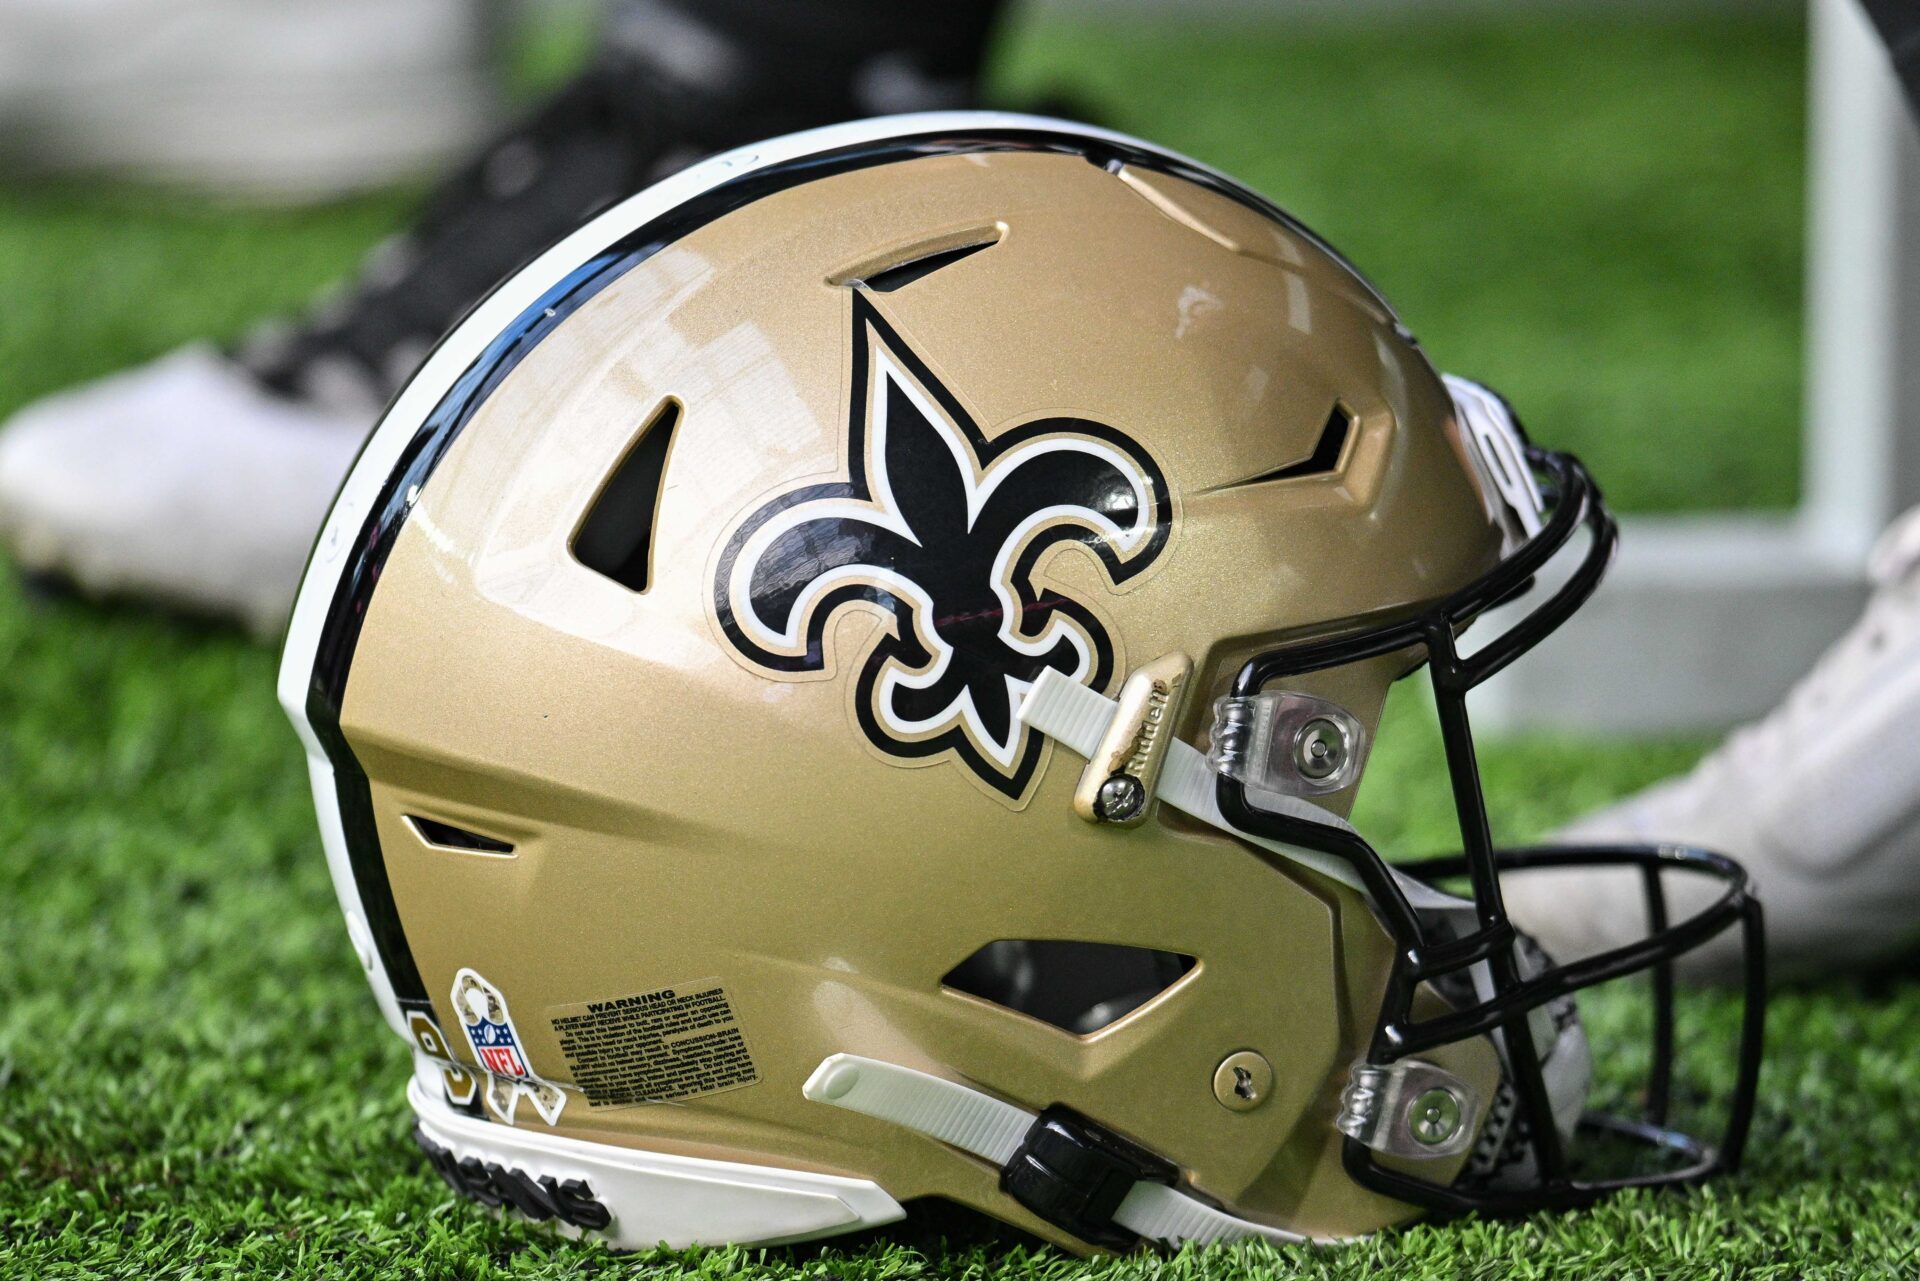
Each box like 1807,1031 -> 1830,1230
473,1023 -> 527,1078
452,968 -> 566,1126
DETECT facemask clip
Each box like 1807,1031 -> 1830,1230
1209,691 -> 1368,798
1337,1059 -> 1480,1160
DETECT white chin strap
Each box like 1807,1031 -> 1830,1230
802,1054 -> 1319,1248
1017,669 -> 1470,914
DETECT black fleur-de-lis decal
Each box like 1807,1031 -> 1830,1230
713,294 -> 1173,801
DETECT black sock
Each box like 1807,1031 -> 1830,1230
606,0 -> 1008,125
245,0 -> 1011,408
1858,0 -> 1920,124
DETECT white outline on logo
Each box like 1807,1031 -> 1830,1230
725,341 -> 1159,769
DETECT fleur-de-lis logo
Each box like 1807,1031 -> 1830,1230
713,295 -> 1173,802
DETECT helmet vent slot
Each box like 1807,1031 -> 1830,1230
941,940 -> 1195,1035
572,398 -> 681,592
851,237 -> 997,293
1253,405 -> 1353,485
406,815 -> 515,856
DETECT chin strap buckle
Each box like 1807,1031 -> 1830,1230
801,1053 -> 1313,1249
1001,1106 -> 1177,1250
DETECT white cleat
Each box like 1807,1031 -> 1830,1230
1505,506 -> 1920,982
0,3 -> 1012,635
0,345 -> 367,636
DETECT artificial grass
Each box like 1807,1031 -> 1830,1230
6,7 -> 1914,1279
993,8 -> 1809,515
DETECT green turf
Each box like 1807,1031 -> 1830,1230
994,9 -> 1809,515
7,7 -> 1916,1279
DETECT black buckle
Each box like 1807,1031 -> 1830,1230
999,1105 -> 1176,1250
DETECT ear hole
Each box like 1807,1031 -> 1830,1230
407,816 -> 515,855
572,398 -> 681,592
941,940 -> 1196,1035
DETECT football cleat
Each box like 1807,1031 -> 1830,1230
0,0 -> 1006,633
280,114 -> 1764,1253
0,344 -> 364,634
1509,504 -> 1920,982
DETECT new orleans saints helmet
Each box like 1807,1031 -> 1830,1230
280,114 -> 1764,1253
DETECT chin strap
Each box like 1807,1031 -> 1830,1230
802,1054 -> 1316,1249
1017,669 -> 1471,914
1018,669 -> 1364,890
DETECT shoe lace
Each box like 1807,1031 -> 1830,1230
234,23 -> 1011,423
234,57 -> 700,419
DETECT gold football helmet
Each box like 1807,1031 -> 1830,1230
281,114 -> 1764,1253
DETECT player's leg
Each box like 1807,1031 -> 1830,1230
1510,0 -> 1920,981
1506,506 -> 1920,980
0,0 -> 1009,634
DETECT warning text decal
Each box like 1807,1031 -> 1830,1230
549,978 -> 758,1108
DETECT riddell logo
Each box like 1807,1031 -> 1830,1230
1117,674 -> 1181,781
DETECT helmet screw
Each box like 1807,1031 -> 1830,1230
1212,1051 -> 1273,1112
1293,717 -> 1346,782
1096,774 -> 1147,822
1408,1087 -> 1463,1146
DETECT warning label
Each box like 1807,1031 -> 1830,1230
549,978 -> 758,1108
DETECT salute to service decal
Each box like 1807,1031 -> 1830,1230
714,295 -> 1173,803
452,968 -> 567,1126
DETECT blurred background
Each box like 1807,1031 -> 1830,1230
4,0 -> 1886,736
0,0 -> 1814,526
4,1 -> 1919,1275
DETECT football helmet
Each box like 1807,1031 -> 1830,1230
280,114 -> 1764,1253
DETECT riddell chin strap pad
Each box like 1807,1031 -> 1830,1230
1461,938 -> 1596,1190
